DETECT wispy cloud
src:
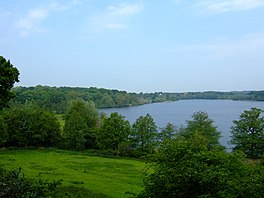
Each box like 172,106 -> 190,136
88,2 -> 143,32
194,0 -> 264,14
16,2 -> 66,37
175,31 -> 264,60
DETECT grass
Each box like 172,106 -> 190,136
0,149 -> 145,198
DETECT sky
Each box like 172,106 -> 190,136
1,0 -> 264,93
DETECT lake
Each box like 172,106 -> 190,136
101,100 -> 264,150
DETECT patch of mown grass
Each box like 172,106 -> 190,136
0,149 -> 145,198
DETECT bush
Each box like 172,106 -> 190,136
0,167 -> 62,198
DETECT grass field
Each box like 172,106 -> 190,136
0,149 -> 145,197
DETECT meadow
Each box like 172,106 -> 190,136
0,149 -> 145,198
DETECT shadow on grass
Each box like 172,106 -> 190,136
59,186 -> 112,198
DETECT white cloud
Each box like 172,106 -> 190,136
88,3 -> 143,32
194,0 -> 264,13
107,3 -> 143,18
17,8 -> 48,37
16,2 -> 66,37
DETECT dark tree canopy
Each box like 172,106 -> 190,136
63,99 -> 99,150
180,111 -> 221,149
97,112 -> 131,155
231,108 -> 264,159
132,113 -> 158,155
2,104 -> 61,147
0,56 -> 19,109
137,133 -> 264,198
0,115 -> 8,146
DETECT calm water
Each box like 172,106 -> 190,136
101,100 -> 264,150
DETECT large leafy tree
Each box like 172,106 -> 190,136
0,56 -> 19,110
2,104 -> 61,147
180,111 -> 221,149
63,99 -> 99,150
97,112 -> 131,155
137,133 -> 264,198
131,114 -> 158,155
230,108 -> 264,159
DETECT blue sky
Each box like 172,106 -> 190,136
1,0 -> 264,93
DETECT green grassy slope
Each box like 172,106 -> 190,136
0,149 -> 145,198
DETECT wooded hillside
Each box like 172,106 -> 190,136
11,86 -> 264,113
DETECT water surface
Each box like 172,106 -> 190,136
101,100 -> 264,150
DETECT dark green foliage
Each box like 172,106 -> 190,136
10,86 -> 264,114
0,56 -> 19,110
0,167 -> 62,198
0,115 -> 8,146
140,91 -> 262,102
231,108 -> 264,159
11,86 -> 148,113
97,112 -> 131,155
179,111 -> 221,149
63,99 -> 99,150
160,122 -> 176,141
10,85 -> 264,114
137,133 -> 264,198
2,104 -> 61,147
131,114 -> 158,155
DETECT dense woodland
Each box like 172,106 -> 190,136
11,86 -> 264,113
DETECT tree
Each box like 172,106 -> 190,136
0,56 -> 20,110
137,133 -> 264,198
180,111 -> 221,149
160,122 -> 176,141
97,112 -> 131,155
230,108 -> 264,159
63,99 -> 99,150
0,115 -> 8,147
2,104 -> 61,147
131,114 -> 158,155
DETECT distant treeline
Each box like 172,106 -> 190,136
11,86 -> 148,113
11,85 -> 264,113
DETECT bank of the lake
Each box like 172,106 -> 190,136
101,99 -> 264,150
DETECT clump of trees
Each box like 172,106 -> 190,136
1,103 -> 61,147
137,136 -> 264,198
137,110 -> 264,198
60,99 -> 160,156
